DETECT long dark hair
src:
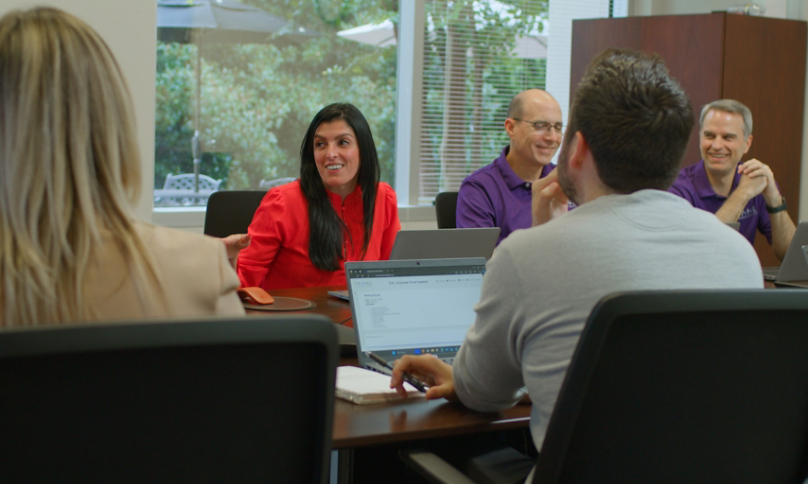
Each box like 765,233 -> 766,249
299,103 -> 380,271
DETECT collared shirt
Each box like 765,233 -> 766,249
668,160 -> 771,245
238,180 -> 400,290
456,146 -> 555,244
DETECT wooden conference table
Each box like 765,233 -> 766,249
247,286 -> 533,483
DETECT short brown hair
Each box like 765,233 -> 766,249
566,48 -> 694,193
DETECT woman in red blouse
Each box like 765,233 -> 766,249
237,103 -> 401,290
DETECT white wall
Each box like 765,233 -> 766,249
0,0 -> 156,221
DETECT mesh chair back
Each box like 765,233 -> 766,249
535,290 -> 808,484
204,190 -> 268,238
0,316 -> 338,484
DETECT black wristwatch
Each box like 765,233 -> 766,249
766,197 -> 788,214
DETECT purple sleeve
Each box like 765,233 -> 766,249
456,179 -> 496,228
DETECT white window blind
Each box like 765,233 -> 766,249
417,0 -> 549,204
411,0 -> 627,205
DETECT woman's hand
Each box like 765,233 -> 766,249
221,234 -> 251,270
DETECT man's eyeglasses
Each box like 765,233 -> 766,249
512,118 -> 564,134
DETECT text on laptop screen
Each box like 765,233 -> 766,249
347,265 -> 483,353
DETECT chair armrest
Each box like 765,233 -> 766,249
399,449 -> 478,484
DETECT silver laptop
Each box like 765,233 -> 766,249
329,228 -> 498,302
345,258 -> 486,374
765,221 -> 808,285
389,228 -> 500,261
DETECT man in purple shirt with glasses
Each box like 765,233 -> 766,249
668,99 -> 795,260
456,89 -> 563,244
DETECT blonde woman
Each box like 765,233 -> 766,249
0,7 -> 244,326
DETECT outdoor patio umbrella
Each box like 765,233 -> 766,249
337,0 -> 548,59
337,18 -> 547,59
157,0 -> 318,191
336,19 -> 397,48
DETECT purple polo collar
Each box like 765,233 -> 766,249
495,146 -> 555,190
692,159 -> 741,200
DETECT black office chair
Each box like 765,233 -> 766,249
203,190 -> 267,237
403,289 -> 808,483
0,315 -> 338,484
435,191 -> 459,229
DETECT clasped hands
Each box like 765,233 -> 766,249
736,158 -> 782,206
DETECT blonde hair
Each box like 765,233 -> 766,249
0,7 -> 163,326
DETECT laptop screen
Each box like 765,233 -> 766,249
774,221 -> 808,283
389,228 -> 500,260
345,258 -> 486,371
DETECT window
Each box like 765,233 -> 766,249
416,0 -> 549,204
153,0 -> 626,213
395,0 -> 625,206
154,0 -> 399,207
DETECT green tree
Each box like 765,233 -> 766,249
420,0 -> 549,200
154,0 -> 549,205
154,0 -> 398,197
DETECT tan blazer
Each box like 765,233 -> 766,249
84,221 -> 245,321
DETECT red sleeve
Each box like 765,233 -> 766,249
237,189 -> 289,287
377,183 -> 400,260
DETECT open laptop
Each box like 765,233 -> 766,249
389,228 -> 500,261
345,258 -> 486,374
328,228 -> 498,301
763,221 -> 808,286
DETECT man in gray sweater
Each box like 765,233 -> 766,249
391,48 -> 764,453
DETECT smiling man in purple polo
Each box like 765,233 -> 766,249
456,89 -> 563,244
668,99 -> 796,260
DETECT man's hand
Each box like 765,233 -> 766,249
726,158 -> 795,261
221,233 -> 251,270
715,159 -> 771,224
531,169 -> 569,227
391,354 -> 457,401
737,159 -> 780,205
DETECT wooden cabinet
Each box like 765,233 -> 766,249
571,13 -> 807,265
